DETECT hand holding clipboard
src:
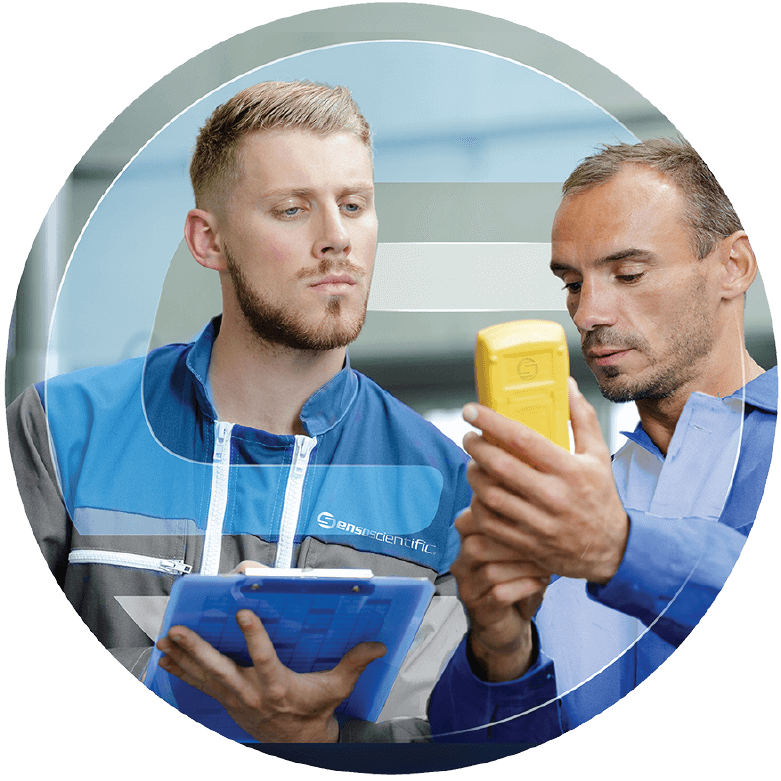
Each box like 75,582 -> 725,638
146,570 -> 434,742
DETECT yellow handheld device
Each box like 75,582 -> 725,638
475,319 -> 570,450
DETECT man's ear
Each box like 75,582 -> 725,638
184,208 -> 228,272
718,231 -> 757,300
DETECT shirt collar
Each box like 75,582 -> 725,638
619,365 -> 778,458
727,365 -> 777,413
619,422 -> 661,458
185,316 -> 359,437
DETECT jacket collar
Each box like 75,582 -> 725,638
185,316 -> 359,437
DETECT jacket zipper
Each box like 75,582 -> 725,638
66,421 -> 231,579
68,549 -> 192,575
201,420 -> 234,575
274,435 -> 317,568
70,426 -> 315,577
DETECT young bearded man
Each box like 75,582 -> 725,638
7,81 -> 471,745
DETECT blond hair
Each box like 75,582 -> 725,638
190,81 -> 372,212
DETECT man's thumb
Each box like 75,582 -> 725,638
332,641 -> 387,688
568,377 -> 607,456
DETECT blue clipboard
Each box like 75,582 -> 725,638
145,569 -> 435,742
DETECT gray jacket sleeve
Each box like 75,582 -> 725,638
7,386 -> 153,677
7,386 -> 71,584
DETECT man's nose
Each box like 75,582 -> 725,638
314,205 -> 351,259
571,280 -> 618,332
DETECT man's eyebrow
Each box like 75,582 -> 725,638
260,183 -> 375,200
550,248 -> 654,273
261,187 -> 313,199
597,248 -> 654,264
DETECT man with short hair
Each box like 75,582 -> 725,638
428,138 -> 777,742
8,81 -> 471,744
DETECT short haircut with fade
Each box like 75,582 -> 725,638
562,137 -> 743,259
190,81 -> 372,214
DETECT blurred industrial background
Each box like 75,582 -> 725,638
7,10 -> 775,454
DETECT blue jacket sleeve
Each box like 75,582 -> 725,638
428,632 -> 562,744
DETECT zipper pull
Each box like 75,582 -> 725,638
160,559 -> 193,575
214,421 -> 232,462
292,436 -> 317,475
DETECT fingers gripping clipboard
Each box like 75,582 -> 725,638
145,570 -> 435,741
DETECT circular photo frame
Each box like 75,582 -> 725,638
3,2 -> 778,779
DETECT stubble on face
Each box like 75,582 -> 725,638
583,276 -> 715,403
225,244 -> 369,352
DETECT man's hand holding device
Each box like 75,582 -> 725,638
454,321 -> 629,682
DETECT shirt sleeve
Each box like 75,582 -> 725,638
428,631 -> 563,744
586,509 -> 747,647
591,398 -> 775,648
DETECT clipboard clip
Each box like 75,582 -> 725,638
244,568 -> 374,578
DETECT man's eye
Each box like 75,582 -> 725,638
616,273 -> 644,284
272,206 -> 304,219
562,281 -> 582,294
341,202 -> 361,213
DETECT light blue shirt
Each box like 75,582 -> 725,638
613,392 -> 744,520
537,390 -> 745,720
431,368 -> 777,742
